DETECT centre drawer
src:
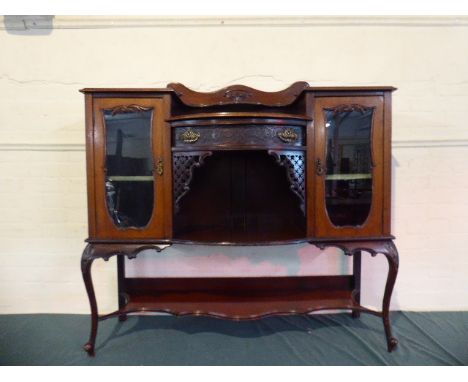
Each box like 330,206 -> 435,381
172,124 -> 306,148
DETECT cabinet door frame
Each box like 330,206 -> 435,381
314,96 -> 384,238
92,97 -> 167,240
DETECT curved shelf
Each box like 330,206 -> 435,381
86,236 -> 396,247
326,173 -> 372,181
168,112 -> 311,121
100,299 -> 382,322
172,145 -> 306,152
107,176 -> 153,181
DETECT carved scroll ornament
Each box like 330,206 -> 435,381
167,82 -> 309,107
172,151 -> 213,213
328,104 -> 373,116
107,104 -> 153,115
268,150 -> 306,214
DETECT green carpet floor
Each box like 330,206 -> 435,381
0,312 -> 467,365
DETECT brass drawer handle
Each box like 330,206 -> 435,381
180,128 -> 200,144
277,128 -> 298,143
316,158 -> 325,176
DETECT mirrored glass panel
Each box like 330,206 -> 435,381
324,106 -> 373,227
104,107 -> 154,228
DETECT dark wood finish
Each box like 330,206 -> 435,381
172,144 -> 307,152
124,275 -> 354,294
85,235 -> 395,246
313,240 -> 399,352
168,112 -> 312,122
352,251 -> 362,319
268,150 -> 306,214
116,255 -> 127,322
305,92 -> 315,237
81,239 -> 398,354
314,96 -> 385,238
81,243 -> 167,355
172,150 -> 306,243
172,151 -> 213,213
80,86 -> 397,94
80,88 -> 173,94
383,92 -> 393,235
91,97 -> 167,240
120,276 -> 358,320
167,82 -> 309,107
161,94 -> 174,238
84,94 -> 97,238
81,83 -> 399,355
309,86 -> 396,92
173,124 -> 306,148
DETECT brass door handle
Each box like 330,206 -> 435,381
316,158 -> 325,176
156,159 -> 164,176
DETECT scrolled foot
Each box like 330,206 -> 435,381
118,314 -> 128,322
387,337 -> 398,352
83,342 -> 95,356
351,310 -> 361,319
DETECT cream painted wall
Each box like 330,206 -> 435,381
0,16 -> 467,314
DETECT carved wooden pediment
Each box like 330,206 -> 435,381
167,81 -> 309,107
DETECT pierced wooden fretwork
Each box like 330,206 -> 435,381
172,151 -> 213,213
106,104 -> 153,115
268,150 -> 306,214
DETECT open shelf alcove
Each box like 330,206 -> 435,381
173,149 -> 306,243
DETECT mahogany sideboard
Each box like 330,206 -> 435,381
80,82 -> 399,356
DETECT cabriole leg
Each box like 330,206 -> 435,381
314,240 -> 400,352
381,241 -> 399,352
81,244 -> 98,356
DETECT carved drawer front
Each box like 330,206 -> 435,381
173,125 -> 306,148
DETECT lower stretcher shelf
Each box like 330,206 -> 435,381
123,289 -> 359,319
108,275 -> 367,320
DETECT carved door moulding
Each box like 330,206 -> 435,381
105,104 -> 153,115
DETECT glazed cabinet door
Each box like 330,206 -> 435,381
314,96 -> 384,238
92,97 -> 167,239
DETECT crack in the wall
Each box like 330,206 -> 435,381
225,74 -> 286,86
0,75 -> 173,87
0,75 -> 294,90
0,74 -> 85,86
185,75 -> 292,92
